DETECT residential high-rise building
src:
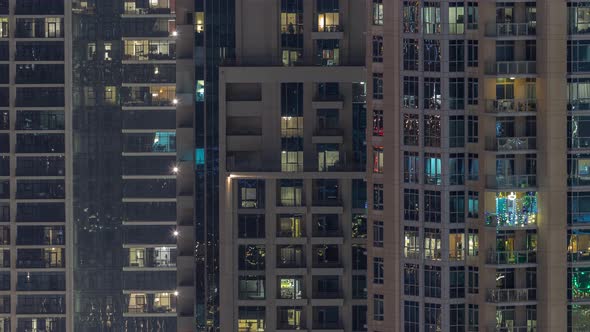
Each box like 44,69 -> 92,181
365,0 -> 573,331
2,0 -> 180,330
211,0 -> 368,331
16,0 -> 590,331
71,0 -> 178,331
1,0 -> 70,330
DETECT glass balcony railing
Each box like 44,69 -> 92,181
486,175 -> 537,189
486,23 -> 536,37
485,99 -> 537,113
312,229 -> 343,238
494,326 -> 536,332
568,249 -> 590,262
316,24 -> 342,33
278,322 -> 305,330
486,137 -> 537,151
486,61 -> 537,75
312,290 -> 342,299
568,98 -> 590,111
486,249 -> 537,265
312,198 -> 342,207
486,288 -> 536,303
314,128 -> 343,137
485,213 -> 537,229
276,259 -> 306,269
312,260 -> 342,268
123,6 -> 173,15
569,137 -> 590,149
313,321 -> 343,330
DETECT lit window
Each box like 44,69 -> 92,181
104,42 -> 112,61
195,12 -> 204,33
373,146 -> 384,173
373,0 -> 383,25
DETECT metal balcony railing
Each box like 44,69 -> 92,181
486,288 -> 536,303
486,23 -> 536,37
486,137 -> 537,151
487,249 -> 537,265
485,99 -> 537,113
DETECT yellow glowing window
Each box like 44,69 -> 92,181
195,12 -> 204,33
318,12 -> 339,32
0,18 -> 8,38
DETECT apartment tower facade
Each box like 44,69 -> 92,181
366,0 -> 570,331
71,0 -> 178,331
212,0 -> 368,331
3,0 -> 179,331
0,0 -> 71,330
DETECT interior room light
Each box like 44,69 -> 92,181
509,77 -> 515,80
508,192 -> 517,201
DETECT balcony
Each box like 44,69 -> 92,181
485,99 -> 537,114
486,61 -> 536,76
568,98 -> 590,112
486,249 -> 536,266
494,326 -> 536,332
126,293 -> 177,315
221,57 -> 364,67
312,260 -> 342,269
313,128 -> 344,139
485,213 -> 536,229
277,229 -> 305,238
312,23 -> 344,39
486,175 -> 537,190
312,199 -> 342,207
127,302 -> 176,315
276,260 -> 306,269
313,290 -> 342,299
317,159 -> 364,173
569,137 -> 590,150
313,94 -> 345,110
277,322 -> 306,331
485,23 -> 536,38
312,229 -> 343,238
123,6 -> 173,16
486,137 -> 536,152
313,321 -> 343,330
486,288 -> 536,304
